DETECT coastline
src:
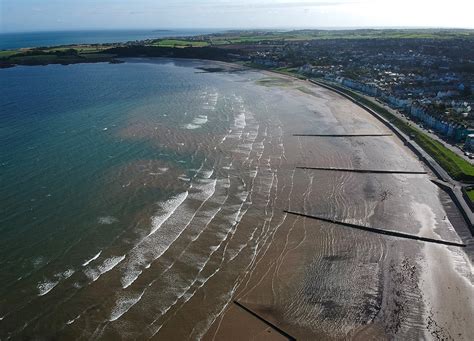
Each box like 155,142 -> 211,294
307,79 -> 474,230
195,63 -> 474,340
240,64 -> 474,232
1,58 -> 472,339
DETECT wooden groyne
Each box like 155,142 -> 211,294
308,80 -> 447,180
308,79 -> 473,231
284,210 -> 466,248
296,166 -> 427,175
233,301 -> 296,340
293,133 -> 393,137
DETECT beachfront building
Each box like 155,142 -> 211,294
465,134 -> 474,152
410,102 -> 474,142
382,92 -> 412,110
340,78 -> 379,97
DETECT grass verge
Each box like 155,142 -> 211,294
466,188 -> 474,203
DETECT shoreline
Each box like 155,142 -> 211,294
236,63 -> 474,233
237,61 -> 474,232
200,64 -> 473,340
2,58 -> 472,339
306,78 -> 474,231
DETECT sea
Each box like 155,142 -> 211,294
0,58 -> 288,339
0,29 -> 220,50
1,58 -> 471,340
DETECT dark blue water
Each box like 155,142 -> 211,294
0,58 -> 271,338
0,59 -> 233,291
0,29 -> 220,50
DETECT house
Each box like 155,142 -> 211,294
341,78 -> 379,96
465,134 -> 474,152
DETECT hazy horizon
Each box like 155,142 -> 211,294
1,0 -> 473,33
2,26 -> 474,35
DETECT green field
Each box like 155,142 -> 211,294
207,29 -> 474,45
151,39 -> 209,48
0,45 -> 113,64
315,81 -> 474,183
0,50 -> 19,58
43,46 -> 109,53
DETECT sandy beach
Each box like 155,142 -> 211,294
1,60 -> 472,340
197,68 -> 474,340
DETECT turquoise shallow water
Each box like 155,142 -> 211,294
0,60 -> 200,284
0,59 -> 268,336
2,58 -> 471,341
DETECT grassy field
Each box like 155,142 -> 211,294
43,46 -> 109,53
207,29 -> 474,45
0,45 -> 112,63
0,50 -> 19,58
315,80 -> 474,183
3,29 -> 472,62
151,39 -> 209,48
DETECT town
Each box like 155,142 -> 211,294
235,32 -> 474,153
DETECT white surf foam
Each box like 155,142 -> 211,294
120,191 -> 191,288
61,269 -> 75,279
37,280 -> 60,296
109,291 -> 145,322
121,269 -> 143,289
184,115 -> 208,130
146,207 -> 243,336
234,112 -> 246,130
121,181 -> 216,288
148,192 -> 189,237
66,315 -> 80,325
37,269 -> 75,296
82,251 -> 102,267
200,170 -> 214,179
32,256 -> 45,267
201,91 -> 218,110
84,255 -> 125,282
98,216 -> 118,225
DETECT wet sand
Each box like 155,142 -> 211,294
2,60 -> 472,340
199,70 -> 474,340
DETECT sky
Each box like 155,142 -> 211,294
1,0 -> 473,33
